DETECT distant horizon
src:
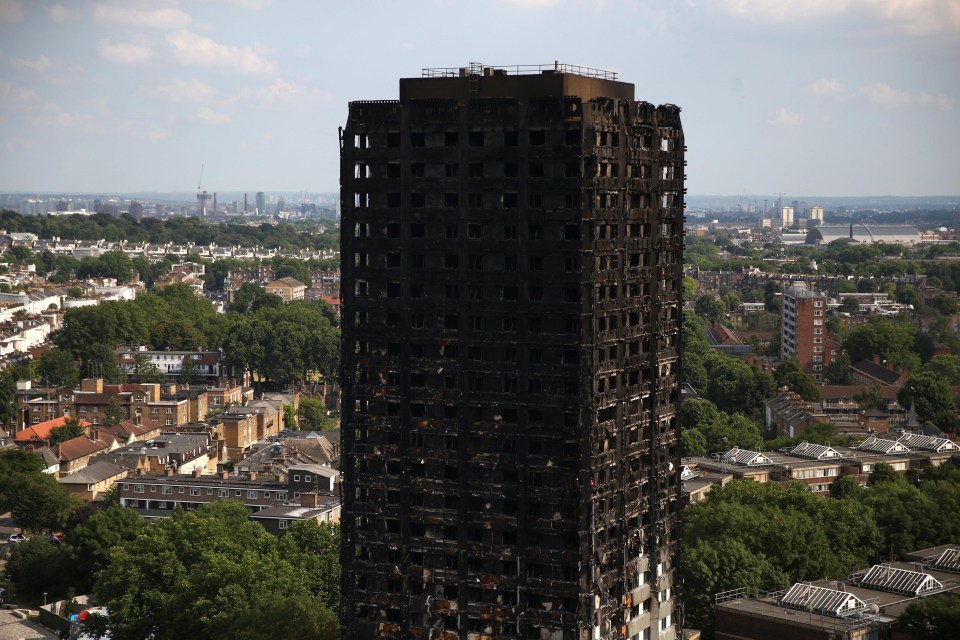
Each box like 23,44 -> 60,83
3,190 -> 959,198
0,2 -> 956,196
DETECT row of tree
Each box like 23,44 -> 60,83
0,209 -> 338,251
34,283 -> 340,390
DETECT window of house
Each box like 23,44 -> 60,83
304,475 -> 312,483
162,486 -> 172,495
247,490 -> 258,499
191,488 -> 200,496
294,475 -> 301,482
134,484 -> 144,493
279,520 -> 288,530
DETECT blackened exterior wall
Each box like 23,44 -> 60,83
340,68 -> 684,640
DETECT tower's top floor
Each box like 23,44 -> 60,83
399,61 -> 635,104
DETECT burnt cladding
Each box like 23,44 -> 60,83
339,63 -> 685,640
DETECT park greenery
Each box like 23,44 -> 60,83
36,282 -> 339,390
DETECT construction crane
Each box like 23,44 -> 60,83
196,164 -> 211,216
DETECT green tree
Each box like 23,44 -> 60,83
36,346 -> 80,388
839,297 -> 861,313
3,472 -> 78,533
96,250 -> 135,282
178,356 -> 199,386
868,462 -> 901,486
298,397 -> 330,431
64,504 -> 145,593
774,359 -> 821,401
681,427 -> 708,457
49,417 -> 85,445
93,501 -> 340,640
898,371 -> 958,432
924,354 -> 960,384
898,594 -> 960,640
855,384 -> 886,411
82,342 -> 126,383
694,294 -> 726,325
6,537 -> 69,599
825,351 -> 853,385
703,355 -> 776,418
131,353 -> 164,383
929,293 -> 960,316
104,397 -> 127,426
683,480 -> 879,634
151,319 -> 206,351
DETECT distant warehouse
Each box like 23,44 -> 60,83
807,224 -> 921,245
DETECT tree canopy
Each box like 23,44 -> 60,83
683,480 -> 880,633
91,502 -> 340,640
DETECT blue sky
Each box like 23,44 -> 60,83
0,0 -> 957,196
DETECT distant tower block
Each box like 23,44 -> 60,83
197,190 -> 211,216
244,193 -> 248,213
810,205 -> 824,224
256,191 -> 266,215
781,205 -> 794,228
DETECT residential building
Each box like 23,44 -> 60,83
116,468 -> 340,522
115,347 -> 224,385
265,276 -> 306,302
340,63 -> 684,640
781,282 -> 832,381
849,357 -> 908,387
250,491 -> 341,534
14,416 -> 92,447
58,461 -> 128,503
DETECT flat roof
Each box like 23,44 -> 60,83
397,63 -> 636,104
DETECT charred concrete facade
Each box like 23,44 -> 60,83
340,64 -> 684,640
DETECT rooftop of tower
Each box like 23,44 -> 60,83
401,62 -> 635,103
421,61 -> 618,80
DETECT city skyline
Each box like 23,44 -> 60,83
0,1 -> 957,197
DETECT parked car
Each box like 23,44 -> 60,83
8,532 -> 28,543
0,586 -> 6,605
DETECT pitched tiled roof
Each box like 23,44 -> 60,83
850,359 -> 903,386
15,417 -> 91,443
58,435 -> 109,461
58,461 -> 127,485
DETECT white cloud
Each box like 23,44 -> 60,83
93,3 -> 191,29
48,3 -> 75,22
31,105 -> 102,133
98,39 -> 153,65
9,55 -> 53,72
155,79 -> 216,104
0,80 -> 35,103
859,83 -> 913,107
197,106 -> 232,125
859,83 -> 955,110
496,0 -> 561,6
768,107 -> 801,127
195,0 -> 272,8
167,30 -> 277,75
0,0 -> 23,23
917,93 -> 955,111
718,0 -> 960,35
253,78 -> 323,104
808,78 -> 845,97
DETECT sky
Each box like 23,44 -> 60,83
0,0 -> 958,197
